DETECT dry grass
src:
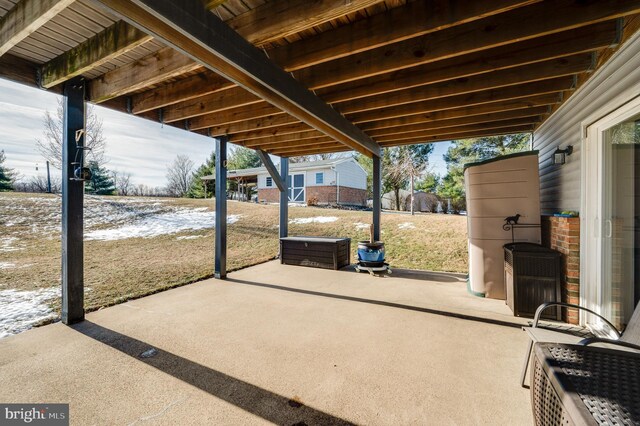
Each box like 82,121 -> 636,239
0,192 -> 467,313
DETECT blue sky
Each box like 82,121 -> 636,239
0,79 -> 450,186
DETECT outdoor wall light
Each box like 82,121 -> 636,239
552,145 -> 573,165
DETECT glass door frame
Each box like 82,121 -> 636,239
583,95 -> 640,329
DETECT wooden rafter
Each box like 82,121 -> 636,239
268,0 -> 538,71
133,21 -> 617,123
39,21 -> 152,88
366,108 -> 549,138
378,126 -> 535,147
293,0 -> 640,89
89,0 -> 382,104
98,0 -> 380,156
0,0 -> 75,57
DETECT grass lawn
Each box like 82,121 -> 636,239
0,192 -> 467,334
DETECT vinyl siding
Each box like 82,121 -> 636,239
334,160 -> 367,190
533,32 -> 640,214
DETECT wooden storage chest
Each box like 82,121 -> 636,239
280,237 -> 351,270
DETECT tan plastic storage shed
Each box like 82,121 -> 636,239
464,151 -> 541,299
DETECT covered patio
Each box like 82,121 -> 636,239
3,0 -> 640,423
0,261 -> 531,424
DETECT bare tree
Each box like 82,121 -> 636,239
35,100 -> 107,170
112,170 -> 133,196
165,155 -> 195,197
14,175 -> 62,193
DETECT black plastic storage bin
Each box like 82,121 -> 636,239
504,242 -> 562,320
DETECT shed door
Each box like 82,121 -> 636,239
288,173 -> 305,202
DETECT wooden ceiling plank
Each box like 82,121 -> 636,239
348,77 -> 572,124
228,0 -> 384,46
367,109 -> 548,138
163,86 -> 262,123
196,112 -> 299,134
133,19 -> 614,120
293,0 -> 640,89
241,132 -> 329,147
131,71 -> 233,114
39,20 -> 152,88
269,0 -> 538,71
379,125 -> 535,147
358,94 -> 559,131
374,117 -> 541,143
271,144 -> 350,157
89,46 -> 200,102
0,0 -> 75,57
247,138 -> 336,151
334,53 -> 592,115
230,123 -> 314,142
318,22 -> 616,103
97,0 -> 379,155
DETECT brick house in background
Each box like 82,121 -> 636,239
226,158 -> 368,206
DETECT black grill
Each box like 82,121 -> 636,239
504,242 -> 562,320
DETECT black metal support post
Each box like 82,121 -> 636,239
280,157 -> 289,238
372,154 -> 381,242
215,136 -> 228,279
61,77 -> 85,324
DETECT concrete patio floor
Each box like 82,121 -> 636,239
0,261 -> 532,425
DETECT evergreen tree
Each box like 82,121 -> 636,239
0,150 -> 15,192
85,161 -> 115,195
188,151 -> 215,198
228,146 -> 261,169
416,172 -> 440,193
439,133 -> 531,212
354,153 -> 373,197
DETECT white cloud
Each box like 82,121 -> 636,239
0,80 -> 219,187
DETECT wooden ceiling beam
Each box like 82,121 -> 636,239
92,0 -> 381,106
334,54 -> 592,115
226,0 -> 384,47
375,118 -> 541,143
39,20 -> 152,88
379,126 -> 535,147
348,77 -> 572,124
246,138 -> 336,151
89,46 -> 200,103
318,21 -> 616,104
124,2 -> 615,115
367,109 -> 549,138
268,0 -> 538,71
293,0 -> 639,90
241,132 -> 330,147
270,144 -> 349,157
0,0 -> 75,57
96,0 -> 380,156
196,112 -> 299,134
163,86 -> 262,123
230,123 -> 315,142
127,0 -> 540,114
358,94 -> 559,131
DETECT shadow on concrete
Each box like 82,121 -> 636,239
226,278 -> 521,329
338,266 -> 465,283
73,321 -> 354,426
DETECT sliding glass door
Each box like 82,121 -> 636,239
585,101 -> 640,331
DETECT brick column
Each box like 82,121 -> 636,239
541,216 -> 581,324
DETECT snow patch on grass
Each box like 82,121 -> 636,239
176,235 -> 204,240
354,222 -> 370,230
0,262 -> 16,269
398,222 -> 416,230
85,209 -> 241,241
0,287 -> 59,339
290,216 -> 338,224
0,237 -> 22,252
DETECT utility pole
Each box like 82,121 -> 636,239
410,173 -> 415,215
